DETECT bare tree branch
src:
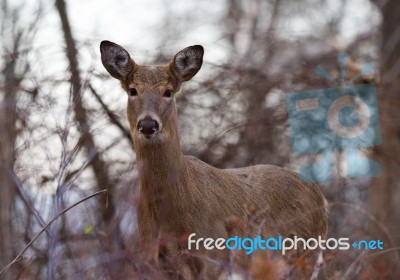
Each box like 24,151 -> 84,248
88,83 -> 132,146
0,189 -> 107,277
54,0 -> 115,223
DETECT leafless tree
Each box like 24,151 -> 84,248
0,0 -> 399,278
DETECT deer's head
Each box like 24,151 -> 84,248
100,41 -> 203,146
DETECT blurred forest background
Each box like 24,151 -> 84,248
0,0 -> 399,279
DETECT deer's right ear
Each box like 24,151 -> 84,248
100,40 -> 135,80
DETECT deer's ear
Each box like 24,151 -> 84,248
100,40 -> 135,80
170,45 -> 204,82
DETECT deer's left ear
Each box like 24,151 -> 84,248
170,45 -> 204,82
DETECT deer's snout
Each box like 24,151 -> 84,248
137,115 -> 160,136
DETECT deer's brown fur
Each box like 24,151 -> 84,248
100,41 -> 328,279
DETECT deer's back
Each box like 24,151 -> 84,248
225,164 -> 328,238
184,156 -> 327,239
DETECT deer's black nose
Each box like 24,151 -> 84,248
137,116 -> 159,136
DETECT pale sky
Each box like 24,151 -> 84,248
1,0 -> 381,194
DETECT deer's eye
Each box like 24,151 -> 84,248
129,88 -> 138,96
163,90 -> 173,98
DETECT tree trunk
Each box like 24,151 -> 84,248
0,34 -> 20,280
370,0 -> 400,259
54,0 -> 115,224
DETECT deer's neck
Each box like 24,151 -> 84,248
135,133 -> 185,201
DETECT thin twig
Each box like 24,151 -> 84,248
343,251 -> 367,279
368,247 -> 400,258
0,189 -> 107,277
88,83 -> 133,146
329,202 -> 397,252
9,169 -> 49,234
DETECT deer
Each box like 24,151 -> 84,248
100,41 -> 328,279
